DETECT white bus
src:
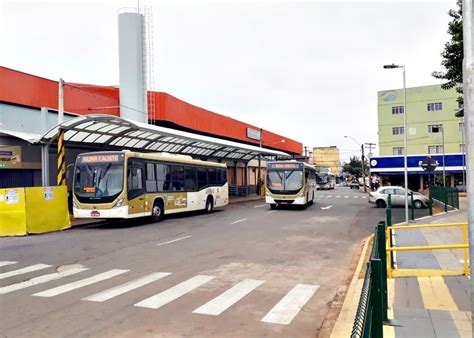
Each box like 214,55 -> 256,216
265,161 -> 317,209
316,172 -> 336,190
73,150 -> 228,222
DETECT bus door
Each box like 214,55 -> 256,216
127,160 -> 146,215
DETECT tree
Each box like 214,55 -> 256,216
432,0 -> 464,116
343,156 -> 366,177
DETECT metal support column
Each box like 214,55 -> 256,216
57,129 -> 66,186
41,144 -> 50,187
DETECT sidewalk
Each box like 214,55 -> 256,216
330,210 -> 471,338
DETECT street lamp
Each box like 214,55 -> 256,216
383,63 -> 409,224
344,135 -> 367,193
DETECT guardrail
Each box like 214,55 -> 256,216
386,222 -> 469,278
351,222 -> 389,338
429,186 -> 459,214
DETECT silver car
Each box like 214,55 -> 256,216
368,186 -> 429,209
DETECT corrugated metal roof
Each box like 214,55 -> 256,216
41,115 -> 288,161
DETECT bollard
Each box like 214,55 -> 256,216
410,192 -> 415,221
444,191 -> 448,212
429,195 -> 433,216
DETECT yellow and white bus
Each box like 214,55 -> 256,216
265,161 -> 317,209
73,150 -> 228,221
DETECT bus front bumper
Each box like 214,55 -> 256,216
73,205 -> 129,219
266,196 -> 306,205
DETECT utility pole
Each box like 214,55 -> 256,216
365,142 -> 376,179
304,146 -> 309,162
462,0 -> 473,330
257,128 -> 263,195
361,144 -> 367,192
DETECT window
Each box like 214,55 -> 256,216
428,124 -> 443,133
156,164 -> 171,191
171,166 -> 184,191
427,102 -> 443,111
128,167 -> 143,190
220,169 -> 227,185
428,145 -> 443,154
208,168 -> 217,185
392,127 -> 404,135
393,147 -> 404,155
394,188 -> 405,196
391,106 -> 404,114
197,168 -> 208,190
381,188 -> 395,195
459,122 -> 465,131
184,166 -> 197,191
460,144 -> 466,153
145,163 -> 157,193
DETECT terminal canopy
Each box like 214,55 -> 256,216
40,115 -> 288,161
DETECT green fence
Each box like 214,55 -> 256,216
429,186 -> 459,213
351,221 -> 389,338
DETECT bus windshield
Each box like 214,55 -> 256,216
74,162 -> 124,202
267,169 -> 303,192
317,174 -> 328,184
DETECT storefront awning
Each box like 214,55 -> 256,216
40,115 -> 288,161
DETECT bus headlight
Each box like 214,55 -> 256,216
112,198 -> 124,208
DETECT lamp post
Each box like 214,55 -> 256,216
344,135 -> 367,193
383,64 -> 409,224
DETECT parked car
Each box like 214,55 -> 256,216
368,186 -> 429,209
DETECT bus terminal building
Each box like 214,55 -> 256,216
0,66 -> 302,195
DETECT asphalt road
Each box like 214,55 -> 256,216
0,187 -> 385,338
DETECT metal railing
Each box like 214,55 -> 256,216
386,222 -> 469,278
429,186 -> 459,213
351,222 -> 389,338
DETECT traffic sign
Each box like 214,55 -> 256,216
421,156 -> 437,172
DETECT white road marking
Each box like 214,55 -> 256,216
231,218 -> 248,225
353,196 -> 359,198
362,196 -> 367,199
135,275 -> 215,309
335,196 -> 341,198
193,279 -> 265,316
254,204 -> 267,208
261,284 -> 320,325
0,267 -> 89,295
267,210 -> 277,214
0,264 -> 51,280
156,236 -> 192,247
33,269 -> 129,297
0,261 -> 17,267
344,196 -> 349,198
327,195 -> 333,198
321,206 -> 332,210
83,272 -> 172,302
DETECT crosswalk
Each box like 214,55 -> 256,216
0,261 -> 320,326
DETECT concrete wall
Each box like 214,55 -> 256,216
378,85 -> 463,156
312,146 -> 340,174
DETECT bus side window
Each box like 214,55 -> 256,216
145,162 -> 157,193
156,164 -> 171,192
197,168 -> 207,190
220,168 -> 227,185
171,165 -> 185,191
184,166 -> 197,191
208,168 -> 217,185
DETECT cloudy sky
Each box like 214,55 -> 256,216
0,0 -> 457,160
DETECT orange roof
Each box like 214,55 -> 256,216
0,66 -> 302,154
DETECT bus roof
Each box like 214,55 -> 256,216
78,150 -> 227,168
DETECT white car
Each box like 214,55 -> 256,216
368,186 -> 429,209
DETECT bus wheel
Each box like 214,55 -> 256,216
151,200 -> 164,222
270,204 -> 277,210
205,197 -> 214,213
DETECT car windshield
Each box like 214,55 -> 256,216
267,169 -> 303,192
74,162 -> 124,201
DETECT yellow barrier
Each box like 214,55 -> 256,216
386,222 -> 469,278
0,186 -> 70,236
